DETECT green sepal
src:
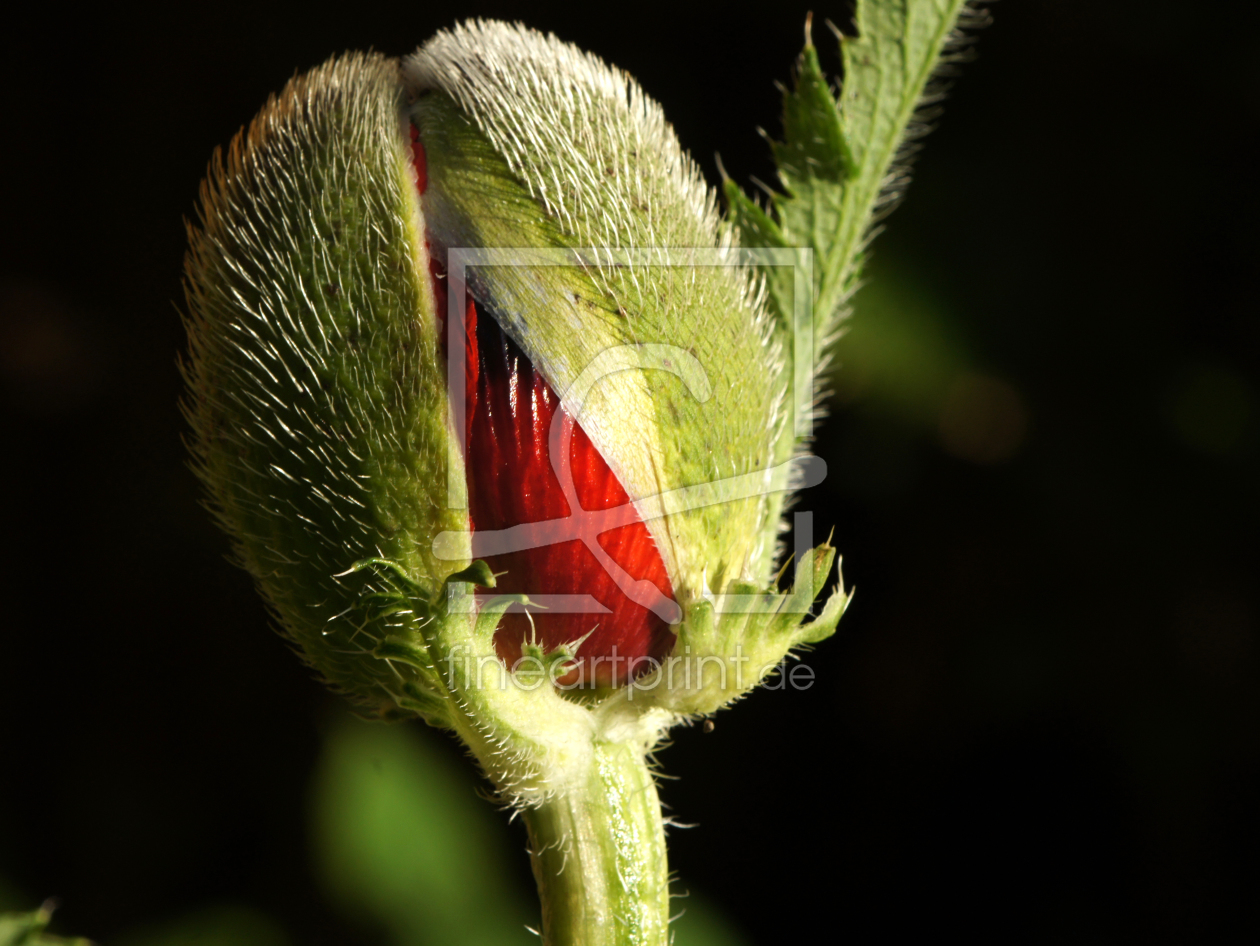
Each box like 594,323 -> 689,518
183,53 -> 471,723
794,556 -> 851,645
593,543 -> 850,720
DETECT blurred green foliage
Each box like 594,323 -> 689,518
307,712 -> 747,946
0,903 -> 91,946
835,257 -> 1031,467
831,258 -> 971,427
309,714 -> 534,946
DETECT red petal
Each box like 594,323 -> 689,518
465,303 -> 677,687
409,123 -> 428,195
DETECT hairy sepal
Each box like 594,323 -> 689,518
597,543 -> 851,730
183,53 -> 467,723
407,30 -> 789,601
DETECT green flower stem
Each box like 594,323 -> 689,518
523,741 -> 670,946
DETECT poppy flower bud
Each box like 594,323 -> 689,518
183,21 -> 844,741
184,7 -> 974,938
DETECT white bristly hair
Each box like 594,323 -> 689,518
404,19 -> 723,257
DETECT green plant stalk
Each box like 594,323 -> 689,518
523,743 -> 670,946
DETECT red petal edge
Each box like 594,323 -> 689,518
409,123 -> 427,195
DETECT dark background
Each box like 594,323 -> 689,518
2,0 -> 1257,943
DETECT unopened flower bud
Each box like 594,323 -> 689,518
181,6 -> 977,939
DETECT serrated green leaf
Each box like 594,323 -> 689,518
774,44 -> 855,186
729,0 -> 974,443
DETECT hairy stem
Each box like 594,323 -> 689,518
523,741 -> 670,946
